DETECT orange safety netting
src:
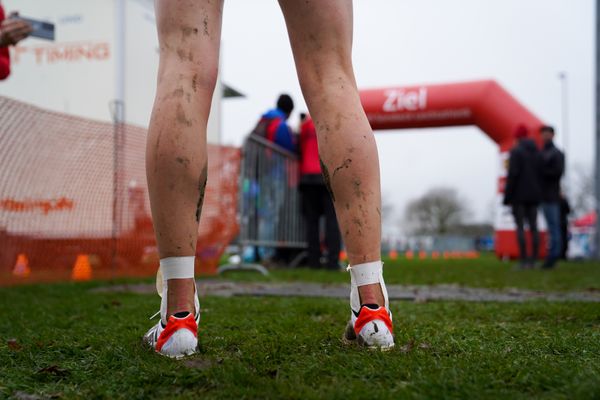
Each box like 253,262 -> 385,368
0,96 -> 240,285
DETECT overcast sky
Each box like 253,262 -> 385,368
218,0 -> 594,229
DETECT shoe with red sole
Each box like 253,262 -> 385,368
144,310 -> 199,358
143,266 -> 200,358
343,262 -> 394,350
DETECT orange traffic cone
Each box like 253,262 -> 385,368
339,250 -> 347,262
12,253 -> 31,278
431,251 -> 440,259
71,254 -> 92,281
389,249 -> 398,260
405,250 -> 414,260
419,250 -> 427,260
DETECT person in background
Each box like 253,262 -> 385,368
253,94 -> 296,152
503,124 -> 542,269
0,4 -> 32,80
559,192 -> 571,260
539,125 -> 565,269
298,115 -> 341,270
249,94 -> 296,265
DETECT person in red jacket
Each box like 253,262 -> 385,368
0,4 -> 32,80
299,115 -> 341,270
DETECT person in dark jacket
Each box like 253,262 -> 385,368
298,115 -> 341,269
539,125 -> 565,268
504,124 -> 542,268
559,192 -> 571,260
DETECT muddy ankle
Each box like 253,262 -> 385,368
166,278 -> 196,317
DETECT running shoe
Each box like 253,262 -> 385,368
144,310 -> 199,358
143,268 -> 200,358
343,262 -> 394,350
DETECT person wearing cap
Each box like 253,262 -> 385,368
503,124 -> 542,269
539,125 -> 565,269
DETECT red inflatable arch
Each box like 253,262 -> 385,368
359,80 -> 546,258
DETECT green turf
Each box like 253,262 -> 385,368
220,254 -> 600,293
1,277 -> 599,399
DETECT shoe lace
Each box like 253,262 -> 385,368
149,310 -> 161,320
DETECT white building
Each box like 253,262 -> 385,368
0,0 -> 222,143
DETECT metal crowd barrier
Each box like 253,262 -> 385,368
218,134 -> 307,275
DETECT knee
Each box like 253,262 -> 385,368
158,55 -> 219,95
296,53 -> 355,98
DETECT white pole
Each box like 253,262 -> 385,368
111,0 -> 126,276
595,0 -> 600,258
559,72 -> 569,197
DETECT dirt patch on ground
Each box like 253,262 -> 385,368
92,280 -> 600,303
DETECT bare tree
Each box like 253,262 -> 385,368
404,187 -> 469,235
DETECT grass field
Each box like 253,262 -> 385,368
1,256 -> 599,399
223,254 -> 600,292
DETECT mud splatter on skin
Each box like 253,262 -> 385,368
334,113 -> 343,131
176,49 -> 194,62
181,26 -> 196,39
195,166 -> 208,223
192,74 -> 198,92
203,16 -> 209,36
348,146 -> 356,153
352,217 -> 364,236
154,129 -> 163,173
358,203 -> 368,218
176,104 -> 193,127
171,88 -> 184,98
352,178 -> 365,200
189,240 -> 195,250
332,158 -> 352,178
320,158 -> 335,202
176,156 -> 190,168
